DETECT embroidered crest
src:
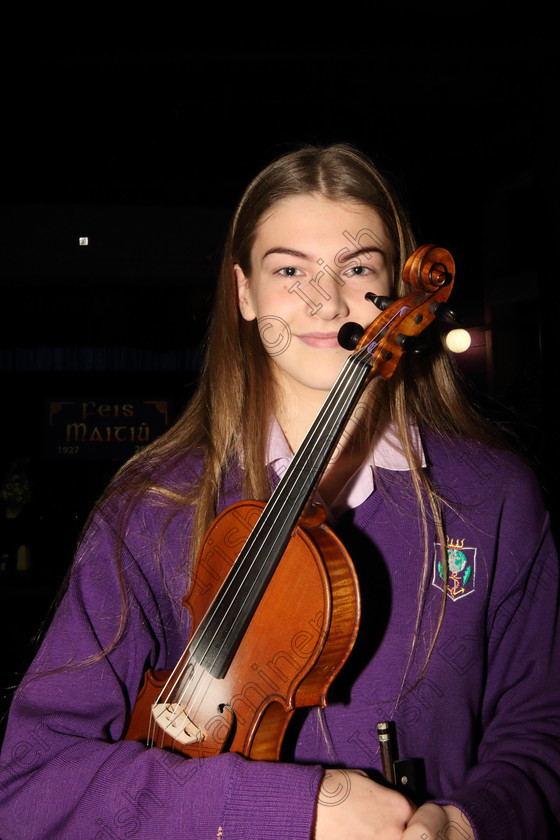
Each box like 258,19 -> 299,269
432,537 -> 476,601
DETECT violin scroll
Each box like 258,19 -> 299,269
403,243 -> 454,292
339,244 -> 456,380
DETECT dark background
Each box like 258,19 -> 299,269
1,12 -> 557,728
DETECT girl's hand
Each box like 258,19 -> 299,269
403,802 -> 474,839
314,768 -> 416,840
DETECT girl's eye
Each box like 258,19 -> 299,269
277,267 -> 302,277
345,265 -> 372,277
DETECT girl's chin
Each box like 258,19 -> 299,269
275,367 -> 345,397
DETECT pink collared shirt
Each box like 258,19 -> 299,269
266,418 -> 426,519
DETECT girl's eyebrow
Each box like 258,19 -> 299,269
262,245 -> 386,264
262,247 -> 309,262
338,246 -> 385,264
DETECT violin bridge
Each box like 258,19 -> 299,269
152,702 -> 207,746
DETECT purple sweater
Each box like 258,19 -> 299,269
0,434 -> 559,839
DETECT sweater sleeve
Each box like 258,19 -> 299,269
435,467 -> 560,840
0,500 -> 322,840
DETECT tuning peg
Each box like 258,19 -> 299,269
411,343 -> 431,356
396,334 -> 417,353
338,321 -> 365,350
429,301 -> 461,323
396,334 -> 433,356
365,293 -> 395,311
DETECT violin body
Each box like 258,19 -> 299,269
126,501 -> 360,760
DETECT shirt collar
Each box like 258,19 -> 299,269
266,416 -> 426,518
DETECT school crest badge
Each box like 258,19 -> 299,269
432,537 -> 476,601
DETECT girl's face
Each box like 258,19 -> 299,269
235,193 -> 393,401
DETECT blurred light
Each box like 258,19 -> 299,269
445,328 -> 471,353
79,236 -> 89,246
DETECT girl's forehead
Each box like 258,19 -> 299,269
252,194 -> 389,251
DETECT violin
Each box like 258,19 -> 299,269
125,244 -> 456,761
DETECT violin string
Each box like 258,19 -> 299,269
150,657 -> 196,737
162,668 -> 213,750
166,659 -> 221,745
147,664 -> 186,747
149,657 -> 213,749
150,646 -> 218,746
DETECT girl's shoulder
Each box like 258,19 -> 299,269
422,431 -> 549,527
424,431 -> 537,485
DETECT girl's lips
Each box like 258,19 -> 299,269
297,332 -> 342,348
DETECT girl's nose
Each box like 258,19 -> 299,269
309,266 -> 349,320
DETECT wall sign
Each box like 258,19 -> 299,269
43,397 -> 172,461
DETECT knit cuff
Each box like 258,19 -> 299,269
221,757 -> 323,840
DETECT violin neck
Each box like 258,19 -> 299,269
190,352 -> 371,678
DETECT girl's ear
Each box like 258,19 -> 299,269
234,264 -> 257,321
